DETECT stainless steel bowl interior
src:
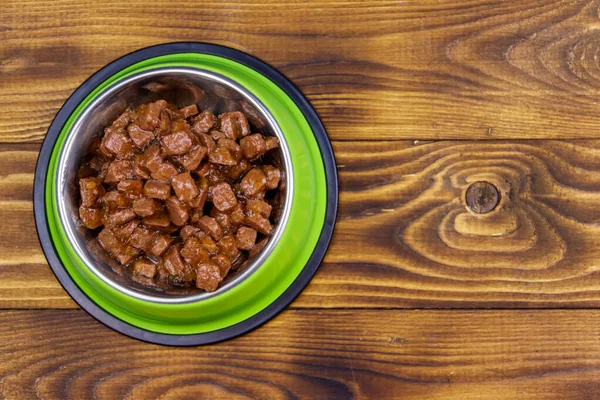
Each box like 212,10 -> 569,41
56,68 -> 293,304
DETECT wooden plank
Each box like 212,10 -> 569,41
8,140 -> 600,308
0,143 -> 38,202
323,139 -> 600,307
3,0 -> 600,142
0,144 -> 75,308
1,309 -> 600,399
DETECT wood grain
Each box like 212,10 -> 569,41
0,144 -> 73,308
1,309 -> 600,399
324,139 -> 600,307
8,140 -> 600,308
5,1 -> 600,398
4,0 -> 600,142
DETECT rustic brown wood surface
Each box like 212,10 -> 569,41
3,309 -> 600,400
3,0 -> 600,398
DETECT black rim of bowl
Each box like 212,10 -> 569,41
33,42 -> 338,346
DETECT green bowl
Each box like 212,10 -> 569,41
34,43 -> 338,346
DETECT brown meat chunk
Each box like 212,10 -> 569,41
79,206 -> 103,229
98,140 -> 115,159
245,213 -> 272,235
87,156 -> 105,173
129,226 -> 155,250
197,216 -> 223,241
224,158 -> 250,180
164,104 -> 182,121
161,130 -> 194,156
212,253 -> 232,277
103,208 -> 137,227
240,134 -> 267,160
163,246 -> 187,277
135,100 -> 166,131
195,263 -> 222,292
100,191 -> 132,209
114,219 -> 140,241
208,142 -> 238,166
196,133 -> 216,153
97,227 -> 119,253
193,231 -> 218,254
180,264 -> 196,282
195,162 -> 226,184
210,130 -> 226,141
181,237 -> 211,265
174,145 -> 206,171
127,124 -> 154,149
97,228 -> 139,265
132,258 -> 156,278
264,136 -> 279,151
171,172 -> 199,203
236,226 -> 257,251
187,177 -> 209,209
218,235 -> 239,261
117,179 -> 144,199
262,165 -> 281,190
96,161 -> 110,181
179,104 -> 199,119
79,177 -> 105,207
104,120 -> 125,136
191,110 -> 217,135
112,110 -> 133,129
165,196 -> 189,226
246,199 -> 272,218
143,180 -> 171,200
155,261 -> 169,283
171,119 -> 193,135
113,245 -> 141,266
104,160 -> 134,184
115,246 -> 140,266
140,144 -> 163,173
189,208 -> 203,225
211,182 -> 238,212
143,211 -> 172,230
151,162 -> 178,182
229,204 -> 246,225
101,129 -> 135,159
211,207 -> 234,232
219,111 -> 250,140
155,109 -> 171,136
148,233 -> 173,257
240,168 -> 267,197
219,138 -> 242,161
132,197 -> 162,217
180,225 -> 200,241
133,154 -> 150,180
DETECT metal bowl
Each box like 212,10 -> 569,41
56,68 -> 293,303
35,43 -> 337,345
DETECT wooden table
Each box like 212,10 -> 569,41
3,1 -> 600,398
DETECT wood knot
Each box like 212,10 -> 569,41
465,181 -> 500,214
